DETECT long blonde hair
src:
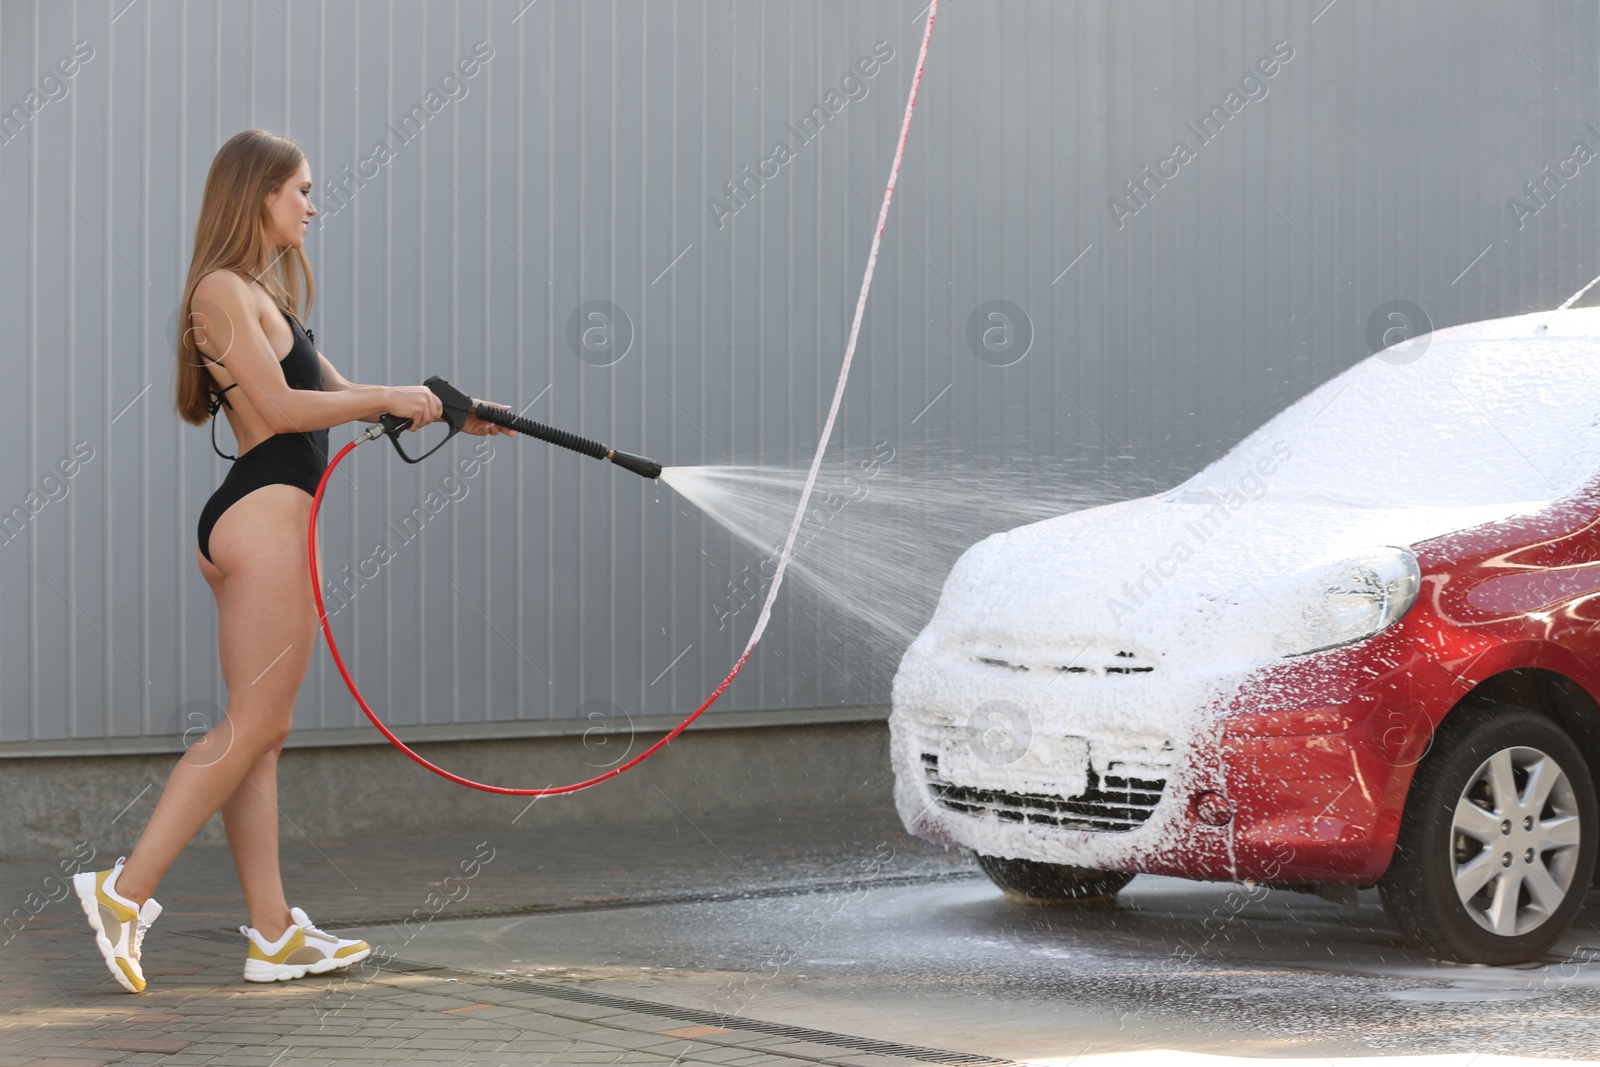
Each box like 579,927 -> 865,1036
175,129 -> 315,426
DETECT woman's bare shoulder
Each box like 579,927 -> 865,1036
193,268 -> 257,303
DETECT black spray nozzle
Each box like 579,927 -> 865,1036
606,448 -> 664,481
376,376 -> 664,481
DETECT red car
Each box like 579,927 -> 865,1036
891,307 -> 1600,964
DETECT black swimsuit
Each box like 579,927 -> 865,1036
195,297 -> 329,565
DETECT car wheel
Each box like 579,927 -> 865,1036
1379,704 -> 1597,965
976,853 -> 1135,902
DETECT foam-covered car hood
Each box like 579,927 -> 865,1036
915,493 -> 1541,675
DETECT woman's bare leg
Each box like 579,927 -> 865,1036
115,485 -> 317,943
222,517 -> 337,943
221,746 -> 291,940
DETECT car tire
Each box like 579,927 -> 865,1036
976,853 -> 1135,902
1379,703 -> 1597,965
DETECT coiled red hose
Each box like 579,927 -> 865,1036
307,0 -> 940,796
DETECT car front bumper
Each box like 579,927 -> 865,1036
890,643 -> 1455,885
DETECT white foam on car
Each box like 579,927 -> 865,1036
891,306 -> 1600,872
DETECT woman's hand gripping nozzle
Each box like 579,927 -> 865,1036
373,375 -> 663,479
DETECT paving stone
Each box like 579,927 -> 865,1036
82,1037 -> 190,1054
143,1043 -> 245,1058
277,1033 -> 375,1047
310,1049 -> 416,1061
376,1037 -> 474,1051
652,1048 -> 742,1064
588,1030 -> 707,1052
12,1049 -> 122,1064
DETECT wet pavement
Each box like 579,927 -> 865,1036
3,798 -> 1600,1065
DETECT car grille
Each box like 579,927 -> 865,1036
969,645 -> 1155,675
921,752 -> 1167,833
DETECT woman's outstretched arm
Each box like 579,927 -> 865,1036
189,268 -> 441,434
317,354 -> 381,423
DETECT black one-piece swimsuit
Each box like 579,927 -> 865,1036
195,305 -> 329,565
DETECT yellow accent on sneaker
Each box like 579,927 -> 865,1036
246,928 -> 306,963
94,870 -> 136,923
113,957 -> 142,990
241,909 -> 371,982
72,858 -> 160,994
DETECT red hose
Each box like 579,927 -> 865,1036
309,438 -> 750,795
307,1 -> 939,796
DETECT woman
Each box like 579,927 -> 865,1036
72,129 -> 513,992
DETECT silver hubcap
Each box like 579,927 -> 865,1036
1451,745 -> 1582,937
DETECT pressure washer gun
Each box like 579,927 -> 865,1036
370,376 -> 664,480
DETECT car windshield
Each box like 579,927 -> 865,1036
1168,325 -> 1600,511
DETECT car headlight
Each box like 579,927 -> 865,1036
1274,546 -> 1422,657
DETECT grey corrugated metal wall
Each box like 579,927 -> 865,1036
1,0 -> 1596,750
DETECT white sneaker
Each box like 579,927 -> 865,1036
241,906 -> 371,982
72,857 -> 162,993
